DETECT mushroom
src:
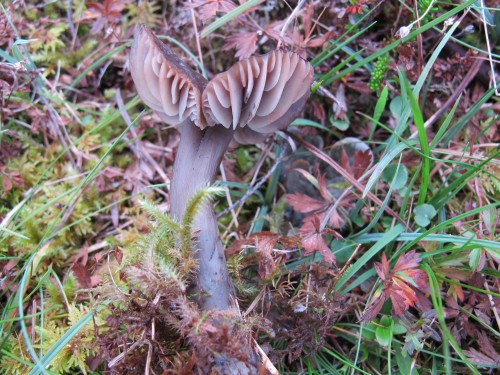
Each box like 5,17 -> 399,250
130,24 -> 314,311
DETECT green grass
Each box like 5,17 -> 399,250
1,0 -> 499,373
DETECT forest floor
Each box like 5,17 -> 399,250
0,0 -> 499,374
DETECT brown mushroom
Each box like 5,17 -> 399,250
130,24 -> 207,127
130,24 -> 314,312
202,50 -> 313,143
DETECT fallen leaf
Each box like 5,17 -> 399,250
299,216 -> 334,264
223,32 -> 258,60
286,193 -> 325,213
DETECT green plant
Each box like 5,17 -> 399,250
368,54 -> 390,92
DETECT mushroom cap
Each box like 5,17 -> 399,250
202,50 -> 313,144
130,24 -> 207,127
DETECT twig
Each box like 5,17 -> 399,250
278,0 -> 306,49
189,0 -> 206,77
290,134 -> 410,229
481,0 -> 499,95
108,331 -> 146,368
216,148 -> 286,218
219,163 -> 239,227
411,56 -> 485,136
253,338 -> 279,374
115,90 -> 170,184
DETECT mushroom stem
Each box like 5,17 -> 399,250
170,122 -> 236,310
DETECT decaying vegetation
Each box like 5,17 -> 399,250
0,0 -> 499,374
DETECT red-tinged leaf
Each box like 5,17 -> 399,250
253,232 -> 280,256
225,238 -> 254,256
90,275 -> 102,287
114,247 -> 123,265
477,249 -> 486,271
280,235 -> 302,249
0,175 -> 12,196
403,269 -> 428,288
223,32 -> 258,60
477,331 -> 499,360
72,263 -> 93,288
253,232 -> 280,278
361,292 -> 386,322
447,283 -> 465,302
74,243 -> 90,266
381,252 -> 390,278
83,0 -> 124,34
286,193 -> 325,213
188,0 -> 237,22
463,348 -> 499,367
299,217 -> 334,264
339,148 -> 352,175
374,261 -> 387,281
393,250 -> 422,273
306,29 -> 336,48
415,288 -> 433,311
301,1 -> 315,37
393,278 -> 418,308
372,251 -> 430,318
438,267 -> 472,281
327,209 -> 346,229
353,149 -> 373,179
317,173 -> 330,202
322,227 -> 345,240
389,288 -> 407,316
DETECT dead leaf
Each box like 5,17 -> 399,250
299,216 -> 334,264
223,32 -> 258,60
72,262 -> 93,288
253,232 -> 280,278
286,193 -> 325,213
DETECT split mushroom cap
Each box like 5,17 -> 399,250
202,50 -> 314,144
130,25 -> 314,145
130,24 -> 207,128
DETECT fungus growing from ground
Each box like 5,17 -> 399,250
130,24 -> 314,312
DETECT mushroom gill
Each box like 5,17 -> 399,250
202,50 -> 314,143
130,24 -> 207,127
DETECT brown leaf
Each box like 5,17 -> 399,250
188,0 -> 237,22
0,174 -> 12,196
83,0 -> 124,34
301,2 -> 315,37
286,193 -> 325,213
463,348 -> 499,367
253,232 -> 280,257
352,149 -> 372,179
114,247 -> 123,265
72,263 -> 93,289
223,32 -> 258,60
299,216 -> 334,264
393,250 -> 421,272
225,238 -> 254,256
476,331 -> 499,360
306,29 -> 336,48
361,292 -> 386,322
339,148 -> 352,175
253,232 -> 280,278
327,208 -> 346,229
374,255 -> 388,281
317,173 -> 330,202
389,287 -> 408,316
368,251 -> 428,318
